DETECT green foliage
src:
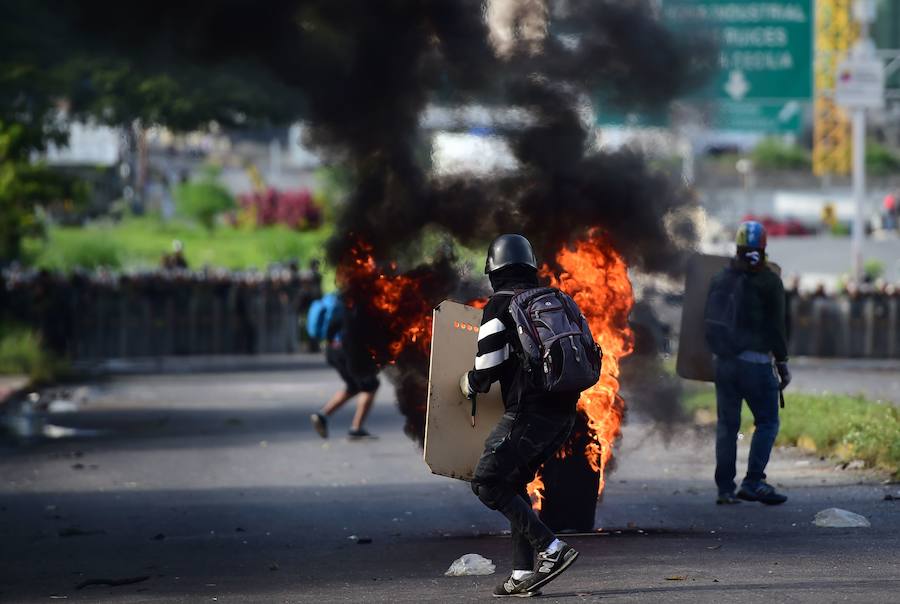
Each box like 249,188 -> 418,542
31,231 -> 121,271
684,388 -> 900,478
831,222 -> 850,236
750,138 -> 811,171
0,122 -> 88,262
865,140 -> 900,176
0,322 -> 67,382
864,260 -> 884,282
174,169 -> 235,232
312,166 -> 353,223
27,217 -> 332,272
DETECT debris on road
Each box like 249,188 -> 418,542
813,508 -> 871,528
76,576 -> 150,589
883,492 -> 899,501
348,535 -> 372,544
665,575 -> 688,581
151,533 -> 166,541
444,554 -> 495,576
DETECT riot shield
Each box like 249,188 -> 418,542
424,300 -> 503,481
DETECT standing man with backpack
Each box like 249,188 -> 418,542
308,292 -> 380,440
459,234 -> 601,598
704,221 -> 791,506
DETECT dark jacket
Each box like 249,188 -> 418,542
467,265 -> 579,414
713,259 -> 788,362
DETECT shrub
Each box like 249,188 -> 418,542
864,260 -> 884,282
865,141 -> 900,176
34,230 -> 122,270
175,169 -> 236,231
238,187 -> 322,230
750,138 -> 811,171
0,323 -> 67,382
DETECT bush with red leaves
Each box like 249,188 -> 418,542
238,188 -> 322,230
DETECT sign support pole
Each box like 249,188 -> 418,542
851,107 -> 866,283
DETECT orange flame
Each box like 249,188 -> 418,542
527,231 -> 634,509
338,242 -> 433,362
337,242 -> 487,364
341,231 -> 633,513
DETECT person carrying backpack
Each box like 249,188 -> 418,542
459,234 -> 601,598
704,221 -> 791,506
308,293 -> 380,440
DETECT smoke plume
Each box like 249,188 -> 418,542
305,0 -> 713,439
61,0 -> 714,439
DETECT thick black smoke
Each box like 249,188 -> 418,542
57,0 -> 714,440
307,0 -> 713,439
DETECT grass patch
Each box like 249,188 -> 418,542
0,323 -> 68,383
684,387 -> 900,478
25,216 -> 333,272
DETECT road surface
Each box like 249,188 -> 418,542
0,363 -> 897,602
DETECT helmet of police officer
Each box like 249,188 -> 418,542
484,234 -> 537,274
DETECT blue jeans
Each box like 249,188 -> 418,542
714,357 -> 781,494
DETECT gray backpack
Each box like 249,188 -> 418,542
496,287 -> 602,394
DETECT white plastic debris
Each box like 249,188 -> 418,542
444,553 -> 496,576
813,508 -> 871,528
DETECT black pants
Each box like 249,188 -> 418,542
325,344 -> 379,395
471,409 -> 576,570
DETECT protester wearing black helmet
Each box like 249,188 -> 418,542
459,234 -> 583,598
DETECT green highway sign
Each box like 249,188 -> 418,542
711,100 -> 804,132
662,0 -> 813,102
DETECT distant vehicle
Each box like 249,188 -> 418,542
741,214 -> 812,237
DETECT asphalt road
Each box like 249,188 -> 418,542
0,363 -> 897,603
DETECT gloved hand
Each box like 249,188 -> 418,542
459,371 -> 474,399
775,361 -> 791,390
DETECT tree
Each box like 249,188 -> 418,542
0,122 -> 87,263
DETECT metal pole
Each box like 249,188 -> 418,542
851,107 -> 866,283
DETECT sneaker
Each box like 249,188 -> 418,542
716,492 -> 742,505
347,428 -> 378,440
523,542 -> 579,593
492,574 -> 540,598
737,481 -> 787,505
310,413 -> 328,439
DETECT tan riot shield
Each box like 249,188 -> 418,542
424,300 -> 503,481
676,254 -> 781,382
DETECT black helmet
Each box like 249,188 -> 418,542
485,234 -> 537,274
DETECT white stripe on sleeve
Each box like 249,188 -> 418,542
475,344 -> 509,370
477,318 -> 505,340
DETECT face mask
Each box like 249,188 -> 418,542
744,250 -> 762,266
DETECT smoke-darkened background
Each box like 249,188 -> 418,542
5,0 -> 716,439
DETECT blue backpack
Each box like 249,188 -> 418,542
307,294 -> 342,341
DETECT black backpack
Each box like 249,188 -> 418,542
496,287 -> 602,394
704,268 -> 751,358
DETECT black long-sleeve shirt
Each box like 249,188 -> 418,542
466,265 -> 578,414
711,260 -> 789,362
